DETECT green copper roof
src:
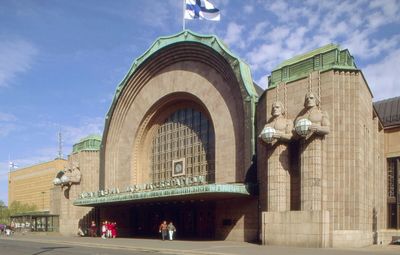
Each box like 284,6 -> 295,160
110,29 -> 258,103
269,43 -> 357,88
72,134 -> 102,154
74,183 -> 253,206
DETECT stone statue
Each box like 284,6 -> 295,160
295,92 -> 330,138
259,101 -> 293,144
64,162 -> 81,184
54,162 -> 81,188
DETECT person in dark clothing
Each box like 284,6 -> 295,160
159,220 -> 168,240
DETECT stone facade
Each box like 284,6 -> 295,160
258,69 -> 387,247
50,150 -> 100,236
94,31 -> 258,242
384,127 -> 400,158
8,159 -> 67,210
11,31 -> 400,247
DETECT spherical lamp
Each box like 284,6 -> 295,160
60,175 -> 70,183
53,178 -> 61,185
260,126 -> 276,143
295,118 -> 312,137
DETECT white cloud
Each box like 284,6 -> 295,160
285,26 -> 308,52
268,1 -> 288,14
363,49 -> 400,101
256,74 -> 269,89
246,42 -> 284,71
248,22 -> 269,43
223,22 -> 245,49
367,11 -> 387,29
140,0 -> 179,29
342,30 -> 371,58
266,26 -> 290,43
369,0 -> 400,22
0,40 -> 38,88
61,117 -> 104,146
0,112 -> 17,137
0,112 -> 17,122
244,5 -> 254,14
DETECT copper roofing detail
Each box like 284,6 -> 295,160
268,44 -> 357,88
374,96 -> 400,127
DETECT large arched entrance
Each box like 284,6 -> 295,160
79,30 -> 259,242
129,102 -> 216,239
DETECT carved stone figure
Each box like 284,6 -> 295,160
53,162 -> 81,188
295,92 -> 330,211
259,101 -> 293,212
295,92 -> 330,138
259,101 -> 293,144
64,162 -> 81,185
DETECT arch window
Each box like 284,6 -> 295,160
151,108 -> 215,183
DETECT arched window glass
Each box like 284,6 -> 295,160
151,108 -> 215,183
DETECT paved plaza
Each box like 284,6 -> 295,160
1,233 -> 399,255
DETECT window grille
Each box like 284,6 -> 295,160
151,108 -> 215,183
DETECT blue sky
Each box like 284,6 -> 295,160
1,0 -> 399,205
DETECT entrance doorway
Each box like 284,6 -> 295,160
130,201 -> 215,239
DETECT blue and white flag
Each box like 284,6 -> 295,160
9,161 -> 18,169
185,0 -> 220,21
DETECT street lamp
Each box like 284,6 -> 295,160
41,191 -> 45,211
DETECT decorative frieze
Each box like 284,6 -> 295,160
74,182 -> 253,206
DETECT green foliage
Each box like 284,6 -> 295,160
8,201 -> 38,215
0,200 -> 38,224
0,200 -> 9,225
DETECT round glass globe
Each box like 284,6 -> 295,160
260,126 -> 276,143
53,178 -> 61,185
60,175 -> 70,183
295,118 -> 312,136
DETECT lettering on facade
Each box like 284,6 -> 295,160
78,175 -> 207,199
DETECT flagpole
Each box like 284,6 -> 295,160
182,0 -> 185,31
8,153 -> 11,173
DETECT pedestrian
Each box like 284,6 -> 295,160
101,221 -> 107,239
167,221 -> 176,240
106,221 -> 112,238
111,222 -> 117,238
90,220 -> 97,237
5,227 -> 11,236
158,220 -> 168,241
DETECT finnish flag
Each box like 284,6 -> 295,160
185,0 -> 220,21
9,161 -> 18,169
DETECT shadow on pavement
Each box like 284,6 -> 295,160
32,246 -> 71,255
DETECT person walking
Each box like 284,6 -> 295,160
111,222 -> 117,238
90,221 -> 97,237
158,220 -> 168,241
101,221 -> 107,239
167,221 -> 176,240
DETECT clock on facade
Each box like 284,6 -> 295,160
172,158 -> 185,177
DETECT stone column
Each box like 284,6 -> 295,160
300,137 -> 325,211
267,143 -> 290,212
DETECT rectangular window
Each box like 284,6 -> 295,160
387,157 -> 400,229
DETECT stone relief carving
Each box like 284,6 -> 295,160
295,92 -> 330,139
53,161 -> 81,188
259,101 -> 293,144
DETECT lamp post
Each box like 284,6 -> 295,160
41,191 -> 45,211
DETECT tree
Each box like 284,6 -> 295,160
0,200 -> 9,225
0,200 -> 38,225
8,201 -> 37,216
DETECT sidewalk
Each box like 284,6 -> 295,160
3,232 -> 400,255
